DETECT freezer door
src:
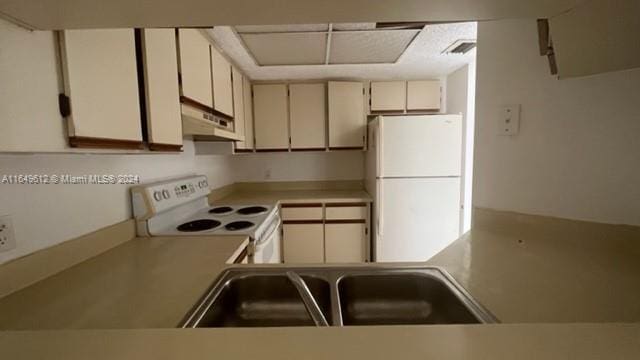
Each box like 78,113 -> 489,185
364,117 -> 380,195
376,177 -> 461,262
379,115 -> 462,177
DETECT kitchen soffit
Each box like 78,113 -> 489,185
234,23 -> 421,66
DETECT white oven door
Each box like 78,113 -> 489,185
252,218 -> 282,264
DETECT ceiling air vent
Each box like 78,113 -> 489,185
442,39 -> 477,54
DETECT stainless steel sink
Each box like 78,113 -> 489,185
181,266 -> 497,328
183,274 -> 332,327
338,273 -> 482,325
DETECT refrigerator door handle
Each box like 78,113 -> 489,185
377,180 -> 383,237
377,117 -> 384,178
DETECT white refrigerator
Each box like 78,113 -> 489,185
365,115 -> 462,262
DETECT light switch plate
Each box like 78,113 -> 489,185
0,215 -> 16,252
498,105 -> 520,136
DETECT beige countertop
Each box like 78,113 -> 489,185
0,235 -> 249,330
0,189 -> 638,358
428,225 -> 640,323
215,189 -> 372,205
0,187 -> 371,331
2,225 -> 637,330
1,324 -> 639,359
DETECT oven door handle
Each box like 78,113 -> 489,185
255,217 -> 281,246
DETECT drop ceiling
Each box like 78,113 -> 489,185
235,23 -> 421,66
208,22 -> 477,81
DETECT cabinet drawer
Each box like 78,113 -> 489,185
325,204 -> 368,220
280,204 -> 323,221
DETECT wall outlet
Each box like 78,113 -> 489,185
498,105 -> 520,136
0,215 -> 17,252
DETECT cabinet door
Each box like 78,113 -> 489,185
283,223 -> 324,263
328,81 -> 365,149
140,29 -> 182,150
370,81 -> 406,111
211,46 -> 234,117
177,29 -> 212,107
289,83 -> 326,149
231,67 -> 245,142
253,84 -> 289,150
325,222 -> 366,263
60,29 -> 142,148
406,80 -> 441,111
238,76 -> 254,150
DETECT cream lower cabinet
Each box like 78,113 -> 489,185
282,223 -> 325,263
60,29 -> 143,149
281,203 -> 370,264
325,222 -> 367,263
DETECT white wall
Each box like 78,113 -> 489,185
0,141 -> 234,264
232,151 -> 364,182
474,19 -> 640,226
446,62 -> 476,233
0,149 -> 363,265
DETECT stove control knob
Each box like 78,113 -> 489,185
153,191 -> 162,202
162,190 -> 170,199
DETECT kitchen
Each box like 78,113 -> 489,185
1,0 -> 640,358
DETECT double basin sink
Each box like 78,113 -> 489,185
181,266 -> 497,327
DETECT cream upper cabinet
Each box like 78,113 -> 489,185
253,84 -> 289,150
231,67 -> 245,142
283,224 -> 325,263
140,29 -> 182,150
406,80 -> 441,111
238,76 -> 254,150
289,83 -> 326,150
325,223 -> 367,263
328,81 -> 365,149
177,29 -> 212,107
370,81 -> 406,111
60,29 -> 142,148
211,46 -> 234,117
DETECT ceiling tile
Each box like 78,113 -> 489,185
332,23 -> 376,31
235,24 -> 329,33
329,30 -> 419,64
240,32 -> 327,65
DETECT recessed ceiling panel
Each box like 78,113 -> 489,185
329,30 -> 419,64
332,23 -> 376,31
240,32 -> 327,65
212,22 -> 477,79
235,24 -> 329,33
